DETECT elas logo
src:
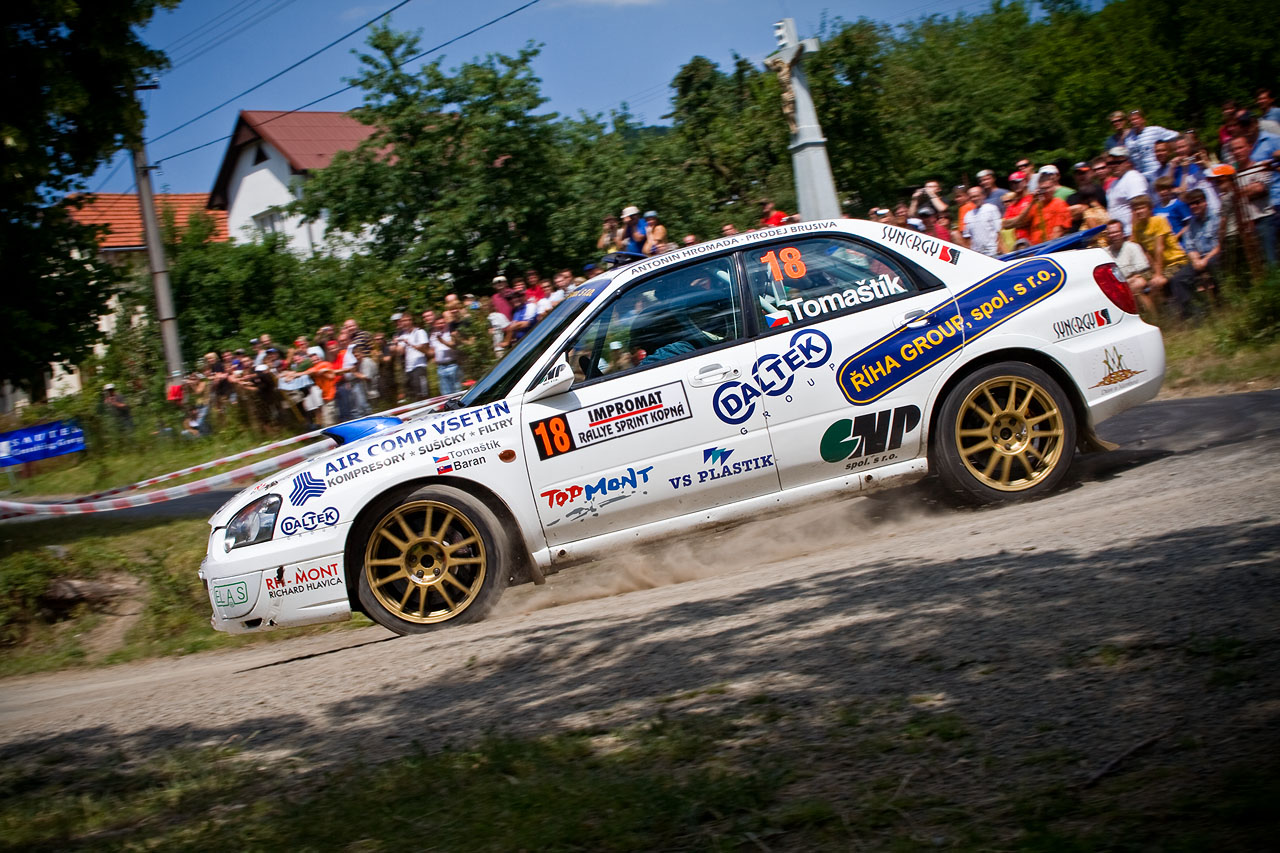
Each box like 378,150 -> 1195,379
820,405 -> 921,464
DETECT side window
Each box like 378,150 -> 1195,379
566,257 -> 743,385
746,237 -> 923,330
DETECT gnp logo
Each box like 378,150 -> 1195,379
712,328 -> 832,424
289,471 -> 327,506
820,405 -> 921,465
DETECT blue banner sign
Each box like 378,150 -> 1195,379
836,257 -> 1066,406
0,421 -> 86,468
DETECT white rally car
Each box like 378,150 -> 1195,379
201,219 -> 1163,635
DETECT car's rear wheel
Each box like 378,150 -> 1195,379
356,485 -> 508,634
934,362 -> 1076,504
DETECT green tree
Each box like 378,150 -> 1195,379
1,0 -> 176,398
299,26 -> 563,292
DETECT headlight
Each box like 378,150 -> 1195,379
224,495 -> 282,552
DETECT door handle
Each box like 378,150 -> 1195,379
690,363 -> 739,386
902,309 -> 930,329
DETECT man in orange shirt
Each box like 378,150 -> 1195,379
1027,183 -> 1073,245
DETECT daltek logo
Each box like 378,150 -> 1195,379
289,471 -> 327,506
820,406 -> 921,469
280,506 -> 340,537
712,328 -> 832,425
1053,308 -> 1112,341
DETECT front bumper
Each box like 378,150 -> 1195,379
200,522 -> 353,633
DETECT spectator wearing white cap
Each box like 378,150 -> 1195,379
1037,165 -> 1072,201
1105,147 -> 1149,234
618,205 -> 646,254
642,211 -> 668,255
977,169 -> 1006,214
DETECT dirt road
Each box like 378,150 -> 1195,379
3,391 -> 1278,788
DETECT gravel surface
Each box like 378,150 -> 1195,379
2,391 -> 1278,798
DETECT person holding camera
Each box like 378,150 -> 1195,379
908,180 -> 949,220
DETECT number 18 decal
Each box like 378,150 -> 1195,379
759,246 -> 807,282
529,414 -> 578,460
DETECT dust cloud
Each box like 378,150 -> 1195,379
495,483 -> 954,618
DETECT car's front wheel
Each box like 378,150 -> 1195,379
356,485 -> 509,634
933,361 -> 1077,504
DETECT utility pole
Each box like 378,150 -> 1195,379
131,86 -> 184,380
766,19 -> 841,221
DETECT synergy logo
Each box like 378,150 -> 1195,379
289,471 -> 327,506
703,447 -> 734,465
712,328 -> 832,424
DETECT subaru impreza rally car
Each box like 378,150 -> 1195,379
201,218 -> 1163,635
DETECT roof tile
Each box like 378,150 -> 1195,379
68,193 -> 229,249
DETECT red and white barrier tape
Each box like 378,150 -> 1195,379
60,395 -> 449,505
0,394 -> 458,519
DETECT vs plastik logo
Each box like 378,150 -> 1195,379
289,471 -> 327,506
703,447 -> 734,465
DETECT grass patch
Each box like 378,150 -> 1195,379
3,427 -> 288,499
0,514 -> 360,676
1158,269 -> 1280,394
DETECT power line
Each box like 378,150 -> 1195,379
161,0 -> 264,55
154,0 -> 545,167
92,152 -> 130,193
149,0 -> 417,145
170,0 -> 301,71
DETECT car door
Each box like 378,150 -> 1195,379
521,255 -> 779,546
740,234 -> 961,491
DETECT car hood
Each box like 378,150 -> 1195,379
207,403 -> 507,528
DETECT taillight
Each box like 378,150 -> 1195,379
1093,263 -> 1139,315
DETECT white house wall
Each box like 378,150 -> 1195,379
225,141 -> 326,254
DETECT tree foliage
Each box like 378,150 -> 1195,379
2,0 -> 175,397
154,0 -> 1280,367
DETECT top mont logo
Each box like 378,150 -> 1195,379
712,328 -> 832,424
289,471 -> 327,506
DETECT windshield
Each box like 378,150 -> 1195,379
460,282 -> 608,407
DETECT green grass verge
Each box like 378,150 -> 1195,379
0,515 -> 364,677
3,427 -> 283,498
2,698 -> 1274,852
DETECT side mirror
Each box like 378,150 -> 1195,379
525,352 -> 574,403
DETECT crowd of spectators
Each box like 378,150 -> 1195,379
868,92 -> 1278,318
158,91 -> 1278,435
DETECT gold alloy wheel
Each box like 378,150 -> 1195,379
953,375 -> 1065,492
362,500 -> 487,624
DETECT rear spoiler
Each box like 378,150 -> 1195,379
998,225 -> 1104,262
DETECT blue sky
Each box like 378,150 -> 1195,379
92,0 -> 984,195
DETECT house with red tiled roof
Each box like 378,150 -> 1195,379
208,110 -> 376,252
68,193 -> 229,264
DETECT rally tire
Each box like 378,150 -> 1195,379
933,361 -> 1076,505
356,485 -> 509,634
